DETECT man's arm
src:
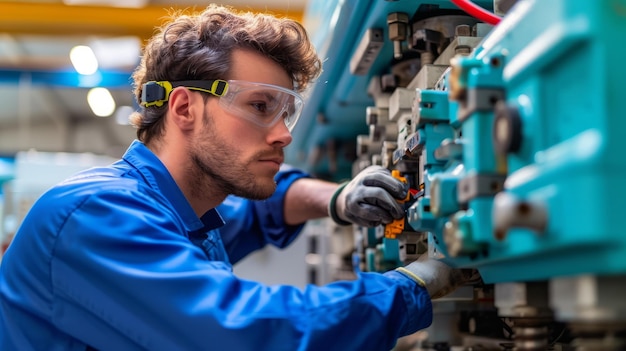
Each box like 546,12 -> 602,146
284,165 -> 409,228
219,165 -> 410,261
46,191 -> 433,350
282,177 -> 339,225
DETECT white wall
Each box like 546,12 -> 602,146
233,230 -> 309,288
233,219 -> 352,289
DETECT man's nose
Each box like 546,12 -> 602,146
267,119 -> 293,147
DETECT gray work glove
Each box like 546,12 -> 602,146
395,256 -> 480,299
330,165 -> 408,227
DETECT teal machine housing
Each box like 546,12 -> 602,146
420,0 -> 626,283
294,0 -> 626,349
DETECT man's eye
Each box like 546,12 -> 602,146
249,102 -> 268,113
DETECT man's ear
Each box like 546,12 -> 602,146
168,87 -> 197,131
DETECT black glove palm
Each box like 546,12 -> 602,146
332,165 -> 408,227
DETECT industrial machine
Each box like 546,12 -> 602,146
292,0 -> 626,349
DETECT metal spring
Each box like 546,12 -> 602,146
512,325 -> 549,351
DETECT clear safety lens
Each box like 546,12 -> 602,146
218,80 -> 304,132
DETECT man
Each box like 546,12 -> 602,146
0,5 -> 474,350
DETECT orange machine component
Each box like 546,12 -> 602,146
384,170 -> 410,239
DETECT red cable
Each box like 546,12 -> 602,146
450,0 -> 502,25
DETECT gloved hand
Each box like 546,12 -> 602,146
395,256 -> 480,299
329,165 -> 408,227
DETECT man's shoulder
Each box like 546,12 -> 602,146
41,166 -> 152,210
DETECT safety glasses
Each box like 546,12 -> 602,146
141,79 -> 304,132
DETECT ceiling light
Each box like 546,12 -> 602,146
70,45 -> 98,75
89,36 -> 141,69
87,88 -> 116,117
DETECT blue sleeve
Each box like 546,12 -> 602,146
4,189 -> 433,351
218,164 -> 311,264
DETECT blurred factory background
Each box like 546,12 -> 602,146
0,0 -> 308,157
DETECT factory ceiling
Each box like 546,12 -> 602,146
0,1 -> 304,38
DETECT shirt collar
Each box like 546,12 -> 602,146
122,140 -> 225,232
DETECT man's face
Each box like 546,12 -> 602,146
188,49 -> 295,200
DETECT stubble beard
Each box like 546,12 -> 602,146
188,109 -> 278,200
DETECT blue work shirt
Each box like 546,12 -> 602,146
0,140 -> 433,351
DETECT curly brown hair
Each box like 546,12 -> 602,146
129,4 -> 322,144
